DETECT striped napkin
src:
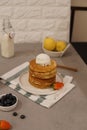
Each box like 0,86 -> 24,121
0,62 -> 75,108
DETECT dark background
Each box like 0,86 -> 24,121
70,6 -> 87,64
71,42 -> 87,64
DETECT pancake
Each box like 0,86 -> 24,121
29,74 -> 56,89
29,68 -> 56,79
29,56 -> 57,89
29,59 -> 57,72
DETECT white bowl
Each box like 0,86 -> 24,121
42,43 -> 70,57
0,93 -> 18,111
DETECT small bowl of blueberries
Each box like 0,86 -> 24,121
0,93 -> 18,111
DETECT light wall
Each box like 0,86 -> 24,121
0,1 -> 87,44
71,0 -> 87,42
0,0 -> 70,44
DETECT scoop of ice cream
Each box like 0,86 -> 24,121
36,53 -> 51,66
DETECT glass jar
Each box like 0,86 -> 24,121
1,16 -> 15,58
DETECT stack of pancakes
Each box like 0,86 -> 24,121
29,59 -> 57,89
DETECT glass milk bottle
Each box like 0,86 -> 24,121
1,17 -> 15,58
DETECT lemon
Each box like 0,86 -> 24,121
56,41 -> 67,52
44,37 -> 56,51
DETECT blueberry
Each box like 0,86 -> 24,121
12,96 -> 16,100
12,96 -> 16,101
13,112 -> 18,116
3,100 -> 8,106
0,98 -> 4,105
11,100 -> 16,105
20,115 -> 26,119
8,93 -> 13,99
0,102 -> 2,106
6,99 -> 11,104
1,95 -> 6,101
6,94 -> 10,98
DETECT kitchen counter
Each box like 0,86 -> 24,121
0,43 -> 87,130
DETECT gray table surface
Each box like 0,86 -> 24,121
0,43 -> 87,130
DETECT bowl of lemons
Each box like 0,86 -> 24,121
42,37 -> 70,57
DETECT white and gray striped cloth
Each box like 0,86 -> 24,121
0,62 -> 75,108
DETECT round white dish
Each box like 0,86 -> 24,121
42,43 -> 70,57
0,93 -> 18,111
19,72 -> 62,95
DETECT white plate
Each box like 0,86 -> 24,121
19,72 -> 62,95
